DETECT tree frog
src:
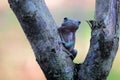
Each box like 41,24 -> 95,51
58,17 -> 81,60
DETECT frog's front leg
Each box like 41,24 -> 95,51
62,41 -> 74,49
62,48 -> 74,60
59,41 -> 74,59
63,41 -> 77,59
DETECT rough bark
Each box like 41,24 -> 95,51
78,0 -> 119,80
117,0 -> 120,24
8,0 -> 75,80
8,0 -> 119,80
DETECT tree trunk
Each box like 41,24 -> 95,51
8,0 -> 119,80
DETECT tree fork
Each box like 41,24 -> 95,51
8,0 -> 119,80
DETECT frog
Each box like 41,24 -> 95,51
58,17 -> 81,60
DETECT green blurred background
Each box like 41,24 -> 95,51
0,0 -> 120,80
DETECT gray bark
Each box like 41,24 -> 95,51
8,0 -> 119,80
117,0 -> 120,24
78,0 -> 119,80
8,0 -> 75,80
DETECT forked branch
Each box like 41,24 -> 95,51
8,0 -> 119,80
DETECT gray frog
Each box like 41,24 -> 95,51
58,17 -> 81,60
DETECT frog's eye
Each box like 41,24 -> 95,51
64,17 -> 68,21
78,21 -> 81,25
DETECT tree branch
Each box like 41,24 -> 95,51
8,0 -> 75,80
117,0 -> 120,24
8,0 -> 119,80
78,0 -> 119,80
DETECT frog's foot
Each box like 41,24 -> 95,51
71,49 -> 77,58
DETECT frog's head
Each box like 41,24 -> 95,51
62,17 -> 81,31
